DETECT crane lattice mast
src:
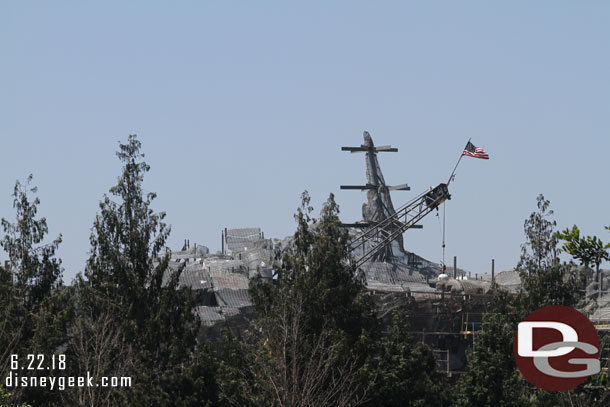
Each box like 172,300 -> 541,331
341,132 -> 451,270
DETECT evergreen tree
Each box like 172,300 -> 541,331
454,290 -> 528,407
0,175 -> 67,407
456,194 -> 585,407
517,194 -> 559,275
84,135 -> 218,406
517,194 -> 582,310
250,191 -> 376,347
247,192 -> 376,407
217,331 -> 276,407
364,310 -> 448,407
1,174 -> 62,309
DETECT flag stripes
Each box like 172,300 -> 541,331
462,141 -> 489,159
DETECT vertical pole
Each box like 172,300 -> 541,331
491,259 -> 495,284
221,230 -> 225,255
442,202 -> 446,267
447,138 -> 471,186
453,256 -> 457,279
472,322 -> 476,354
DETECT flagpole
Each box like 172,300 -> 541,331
447,137 -> 471,186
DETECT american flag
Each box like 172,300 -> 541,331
461,141 -> 489,160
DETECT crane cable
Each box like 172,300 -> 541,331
436,200 -> 447,273
436,210 -> 442,265
442,201 -> 446,272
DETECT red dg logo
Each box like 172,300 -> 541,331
513,305 -> 600,391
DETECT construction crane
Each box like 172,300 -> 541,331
340,132 -> 451,270
347,183 -> 450,270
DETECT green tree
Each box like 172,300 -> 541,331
516,202 -> 609,407
0,262 -> 21,379
517,195 -> 582,310
246,192 -> 376,407
555,224 -> 610,287
455,290 -> 528,407
0,386 -> 30,407
217,331 -> 274,407
364,310 -> 448,407
84,135 -> 218,406
456,195 -> 589,407
0,174 -> 62,309
250,191 -> 376,347
0,176 -> 67,407
517,194 -> 559,275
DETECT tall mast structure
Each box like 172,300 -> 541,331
341,131 -> 450,271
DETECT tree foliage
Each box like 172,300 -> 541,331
517,195 -> 583,310
364,310 -> 448,407
1,174 -> 62,308
83,135 -> 216,406
455,290 -> 528,407
555,224 -> 610,285
0,386 -> 30,407
457,194 -> 592,407
517,194 -> 559,275
0,176 -> 67,407
5,137 -> 609,407
246,192 -> 375,407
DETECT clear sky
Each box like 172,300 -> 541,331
1,2 -> 609,283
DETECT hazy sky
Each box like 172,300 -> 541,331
2,2 -> 609,283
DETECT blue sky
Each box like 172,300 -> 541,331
1,2 -> 609,282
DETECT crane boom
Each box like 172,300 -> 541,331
349,183 -> 451,269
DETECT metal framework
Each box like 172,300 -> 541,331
347,183 -> 451,269
341,132 -> 452,270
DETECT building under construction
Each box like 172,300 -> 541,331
164,131 -> 609,374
